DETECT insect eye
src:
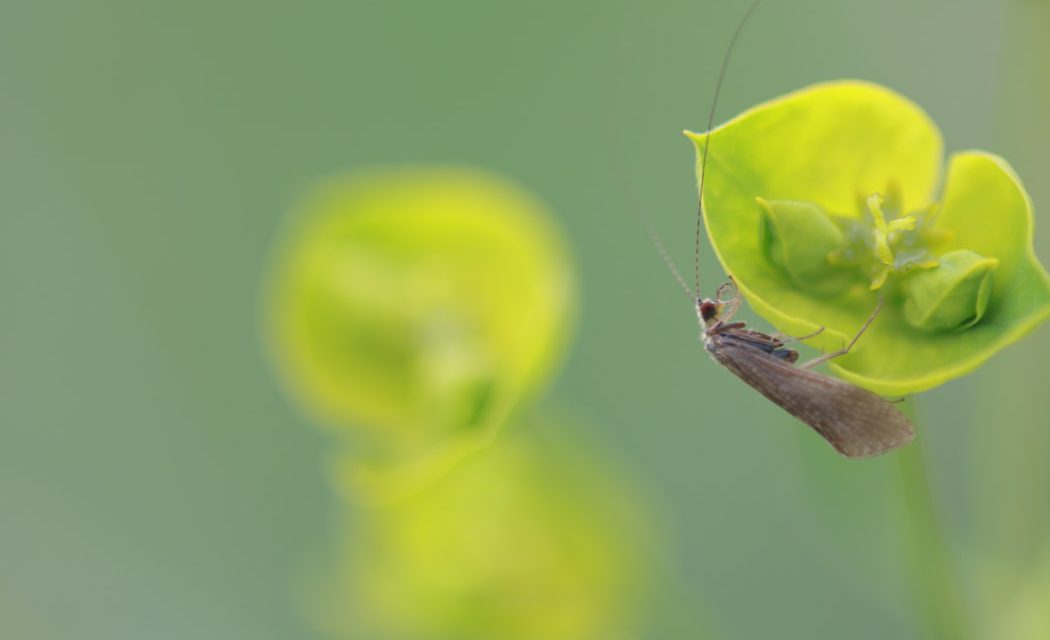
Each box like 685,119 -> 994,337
699,300 -> 718,321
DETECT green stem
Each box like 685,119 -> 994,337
895,403 -> 970,640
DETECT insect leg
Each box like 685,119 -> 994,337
797,299 -> 883,369
716,279 -> 741,322
715,280 -> 736,301
776,325 -> 825,345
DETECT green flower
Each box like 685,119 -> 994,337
319,428 -> 650,640
687,81 -> 1050,395
264,166 -> 575,497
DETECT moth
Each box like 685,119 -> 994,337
645,0 -> 914,457
696,282 -> 913,458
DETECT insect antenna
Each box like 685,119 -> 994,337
610,22 -> 694,301
694,0 -> 764,295
619,162 -> 695,299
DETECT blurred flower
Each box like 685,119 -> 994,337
686,81 -> 1050,395
266,166 -> 668,639
264,166 -> 575,498
311,427 -> 652,640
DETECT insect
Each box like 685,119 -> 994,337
644,0 -> 914,458
697,281 -> 913,457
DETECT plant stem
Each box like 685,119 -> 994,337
895,403 -> 970,640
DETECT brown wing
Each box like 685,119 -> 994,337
707,337 -> 914,458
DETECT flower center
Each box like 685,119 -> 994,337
865,193 -> 939,289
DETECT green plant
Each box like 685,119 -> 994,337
686,81 -> 1050,396
266,166 -> 656,640
266,166 -> 574,500
322,427 -> 649,640
688,80 -> 1050,640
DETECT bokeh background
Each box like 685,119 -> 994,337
3,0 -> 1049,638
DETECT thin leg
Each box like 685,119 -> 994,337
719,294 -> 741,323
715,280 -> 736,301
798,298 -> 883,370
777,325 -> 825,345
716,280 -> 741,323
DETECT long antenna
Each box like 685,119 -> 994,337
611,16 -> 695,301
694,0 -> 763,295
641,208 -> 694,298
613,142 -> 693,299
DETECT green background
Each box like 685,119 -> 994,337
2,0 -> 1049,638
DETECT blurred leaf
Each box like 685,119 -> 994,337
686,82 -> 1050,395
265,166 -> 575,496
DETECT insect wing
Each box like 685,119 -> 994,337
708,337 -> 914,458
